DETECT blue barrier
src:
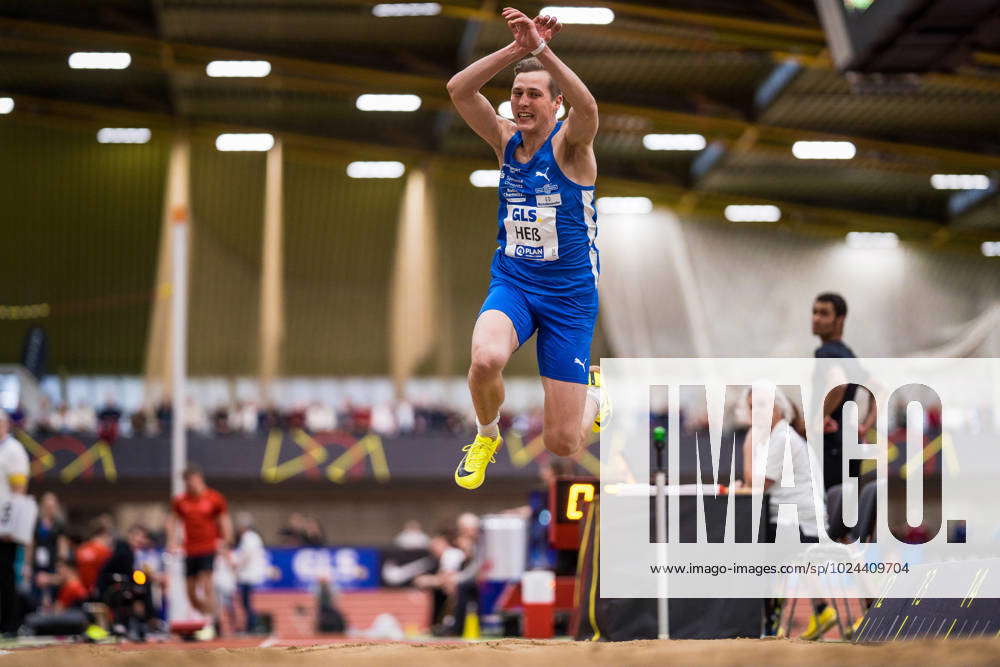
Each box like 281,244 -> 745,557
260,547 -> 381,591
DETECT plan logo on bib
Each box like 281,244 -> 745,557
515,245 -> 545,259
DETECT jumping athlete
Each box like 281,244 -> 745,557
447,7 -> 604,489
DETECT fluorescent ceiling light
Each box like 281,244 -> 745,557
206,60 -> 271,78
982,241 -> 1000,257
539,6 -> 615,24
68,52 -> 131,70
497,101 -> 566,120
347,161 -> 405,178
469,170 -> 502,188
724,204 -> 781,222
356,94 -> 422,112
930,174 -> 990,190
791,141 -> 856,159
372,2 -> 441,17
97,128 -> 151,144
215,133 -> 274,151
643,134 -> 706,151
597,197 -> 652,215
846,231 -> 898,249
0,98 -> 12,115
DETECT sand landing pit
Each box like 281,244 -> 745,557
3,638 -> 1000,666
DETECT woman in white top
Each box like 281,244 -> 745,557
233,512 -> 268,634
740,383 -> 836,640
740,383 -> 824,540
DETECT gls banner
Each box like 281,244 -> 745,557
600,358 -> 1000,599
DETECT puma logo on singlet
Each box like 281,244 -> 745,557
535,167 -> 550,182
574,357 -> 587,372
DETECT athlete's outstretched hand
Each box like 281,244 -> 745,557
502,7 -> 544,52
533,13 -> 562,43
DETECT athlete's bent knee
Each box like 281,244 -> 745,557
469,346 -> 507,380
544,428 -> 580,457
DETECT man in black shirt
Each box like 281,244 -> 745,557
810,292 -> 860,492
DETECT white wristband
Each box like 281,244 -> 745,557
530,41 -> 547,57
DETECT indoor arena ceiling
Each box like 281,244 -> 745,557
1,0 -> 999,243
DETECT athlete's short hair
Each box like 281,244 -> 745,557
182,464 -> 203,480
513,58 -> 561,99
815,292 -> 847,319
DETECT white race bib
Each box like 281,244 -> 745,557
503,204 -> 558,261
0,495 -> 38,545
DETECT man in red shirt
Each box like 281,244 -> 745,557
75,517 -> 113,595
167,465 -> 232,628
54,558 -> 88,611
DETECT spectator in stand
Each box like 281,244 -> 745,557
233,402 -> 259,434
96,395 -> 123,444
233,512 -> 268,634
130,409 -> 149,438
305,402 -> 336,433
185,397 -> 209,434
348,404 -> 372,433
53,557 -> 88,612
278,513 -> 307,547
46,403 -> 72,435
155,400 -> 172,434
212,407 -> 232,436
395,401 -> 415,435
370,403 -> 395,436
394,520 -> 430,550
167,465 -> 232,640
285,405 -> 306,431
69,402 -> 97,433
33,398 -> 54,437
75,516 -> 114,597
31,492 -> 69,611
301,516 -> 326,547
258,404 -> 282,432
7,404 -> 25,430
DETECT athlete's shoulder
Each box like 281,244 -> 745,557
550,127 -> 597,187
497,124 -> 519,160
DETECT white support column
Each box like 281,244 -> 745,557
259,138 -> 285,404
166,137 -> 191,497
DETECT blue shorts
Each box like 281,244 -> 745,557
479,280 -> 598,384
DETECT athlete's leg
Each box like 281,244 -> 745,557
186,575 -> 205,614
197,569 -> 216,617
534,289 -> 599,457
457,282 -> 535,489
540,377 -> 598,456
469,281 -> 534,427
468,310 -> 519,427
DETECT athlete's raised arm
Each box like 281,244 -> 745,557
503,7 -> 598,147
446,41 -> 523,160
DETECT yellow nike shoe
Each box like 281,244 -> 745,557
844,613 -> 864,640
799,605 -> 837,640
455,434 -> 501,490
589,366 -> 611,433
